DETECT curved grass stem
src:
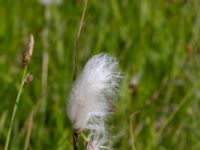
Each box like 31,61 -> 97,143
4,66 -> 28,150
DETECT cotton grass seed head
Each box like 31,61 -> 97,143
67,53 -> 121,131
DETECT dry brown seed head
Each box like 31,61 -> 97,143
23,34 -> 34,66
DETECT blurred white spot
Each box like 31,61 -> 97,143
38,0 -> 62,6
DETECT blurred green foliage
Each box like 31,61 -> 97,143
0,0 -> 200,149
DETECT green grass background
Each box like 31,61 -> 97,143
0,0 -> 200,149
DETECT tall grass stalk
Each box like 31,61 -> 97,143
23,106 -> 36,150
72,0 -> 88,149
4,67 -> 28,150
40,5 -> 50,114
4,35 -> 34,150
73,0 -> 88,81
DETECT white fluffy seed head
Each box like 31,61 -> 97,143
67,53 -> 121,130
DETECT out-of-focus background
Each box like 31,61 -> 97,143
0,0 -> 200,149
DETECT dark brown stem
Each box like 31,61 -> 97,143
73,130 -> 79,150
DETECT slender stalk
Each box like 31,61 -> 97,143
80,133 -> 88,142
4,66 -> 28,150
40,5 -> 50,114
41,51 -> 49,113
23,106 -> 36,150
72,0 -> 88,149
5,34 -> 34,150
73,130 -> 79,150
129,114 -> 137,150
73,0 -> 88,81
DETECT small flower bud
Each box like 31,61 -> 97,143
24,73 -> 34,84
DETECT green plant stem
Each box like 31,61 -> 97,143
5,66 -> 28,150
73,0 -> 88,81
129,114 -> 137,150
81,133 -> 88,142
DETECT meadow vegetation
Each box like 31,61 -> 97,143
0,0 -> 200,149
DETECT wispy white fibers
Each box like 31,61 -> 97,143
67,53 -> 121,131
87,131 -> 111,150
